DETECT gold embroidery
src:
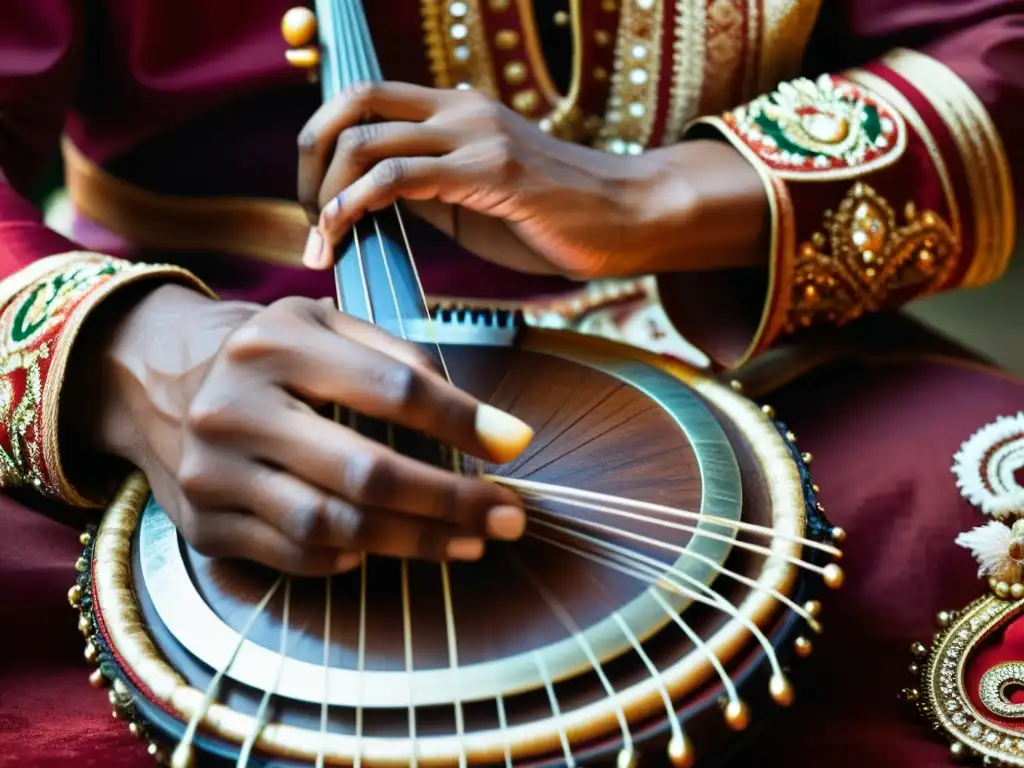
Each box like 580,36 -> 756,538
979,663 -> 1024,719
664,0 -> 706,144
844,68 -> 962,289
0,345 -> 47,489
701,0 -> 746,111
421,0 -> 499,96
787,182 -> 958,332
755,0 -> 822,94
881,49 -> 1016,289
599,0 -> 665,154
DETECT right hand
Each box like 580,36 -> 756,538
90,285 -> 533,576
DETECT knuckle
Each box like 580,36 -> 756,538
431,479 -> 463,524
185,391 -> 246,436
287,496 -> 327,545
296,125 -> 320,155
221,321 -> 278,363
337,124 -> 378,157
372,158 -> 406,189
175,451 -> 212,498
333,504 -> 367,545
345,81 -> 377,112
342,453 -> 391,504
373,363 -> 421,409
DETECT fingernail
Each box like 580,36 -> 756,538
446,537 -> 485,561
335,552 -> 362,572
486,505 -> 526,540
302,228 -> 326,268
323,194 -> 342,222
475,404 -> 534,464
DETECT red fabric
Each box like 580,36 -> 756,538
1,355 -> 1021,766
965,619 -> 1024,730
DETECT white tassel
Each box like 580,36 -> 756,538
955,521 -> 1024,583
951,413 -> 1024,520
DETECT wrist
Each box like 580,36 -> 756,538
630,139 -> 770,273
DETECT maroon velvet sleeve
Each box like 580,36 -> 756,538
660,1 -> 1021,370
0,1 -> 87,268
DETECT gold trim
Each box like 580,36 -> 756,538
421,0 -> 499,97
754,0 -> 823,94
881,48 -> 1016,289
844,67 -> 963,287
62,138 -> 310,268
663,0 -> 706,145
93,331 -> 807,766
514,0 -> 562,107
0,253 -> 105,310
599,0 -> 665,153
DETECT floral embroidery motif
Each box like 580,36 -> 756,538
785,182 -> 958,332
725,74 -> 907,179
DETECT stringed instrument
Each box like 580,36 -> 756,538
72,2 -> 845,765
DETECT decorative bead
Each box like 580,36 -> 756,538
593,67 -> 609,82
75,557 -> 88,573
89,668 -> 107,689
769,674 -> 795,707
594,29 -> 612,46
84,641 -> 99,664
995,580 -> 1011,599
910,641 -> 928,657
794,636 -> 813,658
78,613 -> 92,636
800,451 -> 813,464
108,688 -> 122,706
823,563 -> 844,589
900,687 -> 920,703
908,662 -> 920,675
812,483 -> 821,493
1012,583 -> 1024,600
724,699 -> 750,731
761,404 -> 776,419
553,10 -> 570,26
68,584 -> 83,608
667,734 -> 694,768
785,430 -> 797,443
285,47 -> 320,69
949,741 -> 966,760
803,599 -> 822,618
503,61 -> 527,85
488,0 -> 510,9
616,748 -> 638,768
495,29 -> 520,50
450,1 -> 468,17
129,722 -> 144,739
79,531 -> 92,546
830,526 -> 847,543
729,380 -> 744,393
512,89 -> 539,113
281,7 -> 317,48
601,0 -> 618,10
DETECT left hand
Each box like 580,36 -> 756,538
296,81 -> 670,280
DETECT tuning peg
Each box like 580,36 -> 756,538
281,7 -> 320,81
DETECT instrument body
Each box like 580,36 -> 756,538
73,2 -> 839,765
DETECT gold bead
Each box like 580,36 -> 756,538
170,743 -> 195,768
108,688 -> 121,706
489,0 -> 510,9
723,699 -> 750,731
989,576 -> 998,590
908,662 -> 920,675
811,231 -> 827,249
84,641 -> 99,664
495,29 -> 520,50
823,563 -> 844,589
89,668 -> 106,689
800,451 -> 813,464
794,636 -> 813,658
769,673 -> 795,707
803,599 -> 822,618
601,0 -> 618,10
900,687 -> 920,703
811,483 -> 821,493
129,722 -> 144,739
78,613 -> 92,636
593,66 -> 609,82
910,641 -> 928,658
761,404 -> 776,419
616,748 -> 638,768
830,526 -> 847,543
112,708 -> 124,720
503,61 -> 527,85
995,580 -> 1011,599
285,47 -> 320,69
281,7 -> 317,47
667,734 -> 694,768
594,29 -> 612,46
949,741 -> 966,760
729,380 -> 744,393
112,678 -> 129,698
79,531 -> 92,546
512,89 -> 539,113
75,557 -> 88,573
936,610 -> 952,628
554,10 -> 570,25
1012,583 -> 1024,600
68,584 -> 83,608
785,430 -> 797,442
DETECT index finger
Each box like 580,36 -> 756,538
297,81 -> 445,222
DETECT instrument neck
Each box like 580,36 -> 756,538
315,0 -> 382,96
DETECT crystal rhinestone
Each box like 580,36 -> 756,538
450,23 -> 468,40
449,1 -> 468,16
947,700 -> 958,711
626,142 -> 643,155
636,0 -> 654,8
953,713 -> 967,725
629,68 -> 648,85
607,110 -> 622,123
632,44 -> 647,60
456,82 -> 472,90
454,45 -> 470,61
970,725 -> 982,738
986,732 -> 998,744
628,102 -> 645,117
608,139 -> 627,154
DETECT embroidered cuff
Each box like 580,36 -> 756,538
0,252 -> 212,507
674,56 -> 1013,368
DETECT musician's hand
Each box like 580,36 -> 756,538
85,285 -> 533,577
296,82 -> 769,279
